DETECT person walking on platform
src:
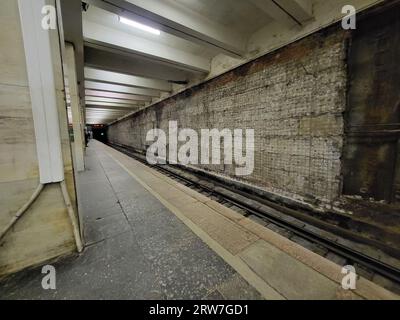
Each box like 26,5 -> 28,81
85,130 -> 90,147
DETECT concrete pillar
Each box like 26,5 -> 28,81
0,0 -> 81,277
81,100 -> 86,146
65,43 -> 85,172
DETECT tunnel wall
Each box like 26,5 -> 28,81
0,0 -> 77,277
342,3 -> 400,204
108,25 -> 348,206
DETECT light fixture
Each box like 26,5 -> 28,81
119,16 -> 160,35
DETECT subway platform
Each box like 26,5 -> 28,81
0,141 -> 397,300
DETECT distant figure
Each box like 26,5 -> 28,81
85,130 -> 90,147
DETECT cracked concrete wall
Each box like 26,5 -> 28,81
108,25 -> 348,207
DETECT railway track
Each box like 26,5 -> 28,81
108,142 -> 400,293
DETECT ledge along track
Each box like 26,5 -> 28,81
108,142 -> 400,289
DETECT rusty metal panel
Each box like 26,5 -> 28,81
343,3 -> 400,203
395,143 -> 400,201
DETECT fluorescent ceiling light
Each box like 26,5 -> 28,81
119,16 -> 160,35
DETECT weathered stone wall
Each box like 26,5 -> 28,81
108,25 -> 348,206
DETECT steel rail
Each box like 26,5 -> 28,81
109,142 -> 400,285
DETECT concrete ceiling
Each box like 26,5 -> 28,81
71,0 -> 316,125
172,0 -> 274,35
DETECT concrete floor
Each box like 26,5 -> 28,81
1,140 -> 397,300
0,141 -> 262,300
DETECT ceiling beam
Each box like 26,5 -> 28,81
83,19 -> 210,73
85,67 -> 172,92
274,0 -> 313,24
85,80 -> 160,97
84,0 -> 245,57
86,107 -> 127,111
85,105 -> 139,111
250,0 -> 300,28
86,111 -> 127,115
85,96 -> 147,105
87,119 -> 121,124
86,114 -> 127,119
85,89 -> 152,101
85,101 -> 143,109
84,44 -> 199,82
86,113 -> 127,118
86,115 -> 123,118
